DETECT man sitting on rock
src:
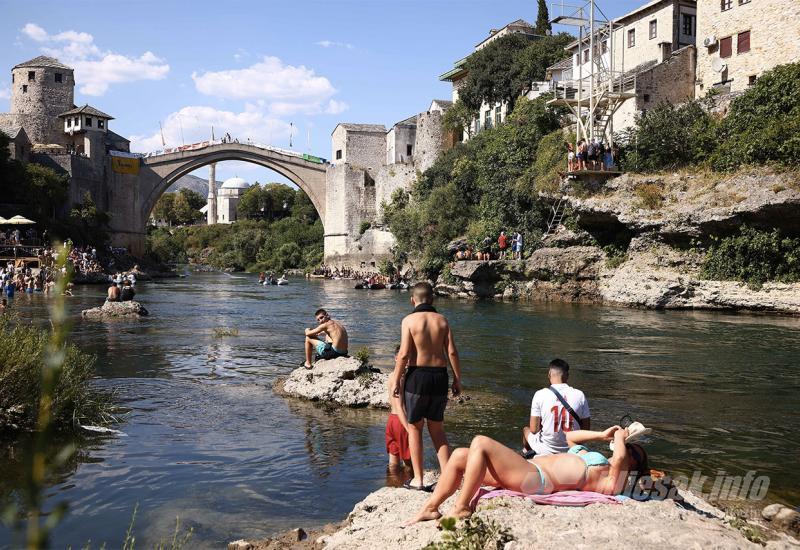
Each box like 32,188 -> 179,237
522,358 -> 590,457
107,282 -> 120,302
303,308 -> 348,369
120,279 -> 136,302
390,282 -> 462,491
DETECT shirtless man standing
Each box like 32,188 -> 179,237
390,282 -> 462,490
304,308 -> 349,368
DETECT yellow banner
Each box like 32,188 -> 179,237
112,156 -> 140,175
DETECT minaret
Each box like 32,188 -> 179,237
207,162 -> 217,225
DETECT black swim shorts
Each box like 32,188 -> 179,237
404,366 -> 449,423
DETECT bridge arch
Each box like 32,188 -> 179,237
139,143 -> 328,229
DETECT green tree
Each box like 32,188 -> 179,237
535,0 -> 552,35
69,192 -> 111,244
172,189 -> 203,225
237,185 -> 267,219
442,100 -> 478,140
152,193 -> 176,225
21,164 -> 69,222
510,33 -> 574,93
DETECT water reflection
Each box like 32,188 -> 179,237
0,274 -> 798,548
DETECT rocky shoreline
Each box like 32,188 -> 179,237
234,485 -> 799,549
436,169 -> 800,315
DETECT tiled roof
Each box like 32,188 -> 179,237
0,124 -> 24,139
13,55 -> 72,71
58,104 -> 114,120
394,115 -> 418,127
547,57 -> 573,71
334,123 -> 386,133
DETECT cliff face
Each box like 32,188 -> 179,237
436,169 -> 800,314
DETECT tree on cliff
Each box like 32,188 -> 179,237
535,0 -> 552,35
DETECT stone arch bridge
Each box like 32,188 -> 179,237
106,142 -> 328,256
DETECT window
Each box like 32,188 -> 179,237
406,144 -> 412,156
721,0 -> 732,10
335,149 -> 342,160
98,119 -> 105,129
475,118 -> 481,134
644,94 -> 651,102
649,20 -> 657,39
484,110 -> 493,129
55,73 -> 62,83
28,71 -> 35,81
719,36 -> 732,58
737,30 -> 750,53
583,48 -> 589,62
22,85 -> 27,93
85,117 -> 92,127
748,74 -> 757,86
628,29 -> 636,48
574,53 -> 579,65
67,118 -> 72,127
682,14 -> 695,36
73,117 -> 78,126
495,105 -> 502,125
601,40 -> 608,54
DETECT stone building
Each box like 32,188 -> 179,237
439,19 -> 542,139
695,0 -> 800,95
0,123 -> 31,163
59,104 -> 114,158
548,0 -> 697,139
202,176 -> 251,224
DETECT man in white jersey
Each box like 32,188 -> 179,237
522,358 -> 590,456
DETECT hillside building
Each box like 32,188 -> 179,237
694,0 -> 800,95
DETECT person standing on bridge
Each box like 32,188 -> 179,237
303,308 -> 349,369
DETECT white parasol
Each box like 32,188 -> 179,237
4,215 -> 36,225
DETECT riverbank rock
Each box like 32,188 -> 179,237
244,486 -> 797,549
81,300 -> 149,320
278,357 -> 389,408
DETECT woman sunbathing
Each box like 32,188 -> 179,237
404,425 -> 648,525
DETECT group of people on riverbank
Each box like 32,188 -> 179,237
310,265 -> 377,280
454,231 -> 524,262
303,282 -> 652,526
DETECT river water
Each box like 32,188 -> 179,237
1,273 -> 799,548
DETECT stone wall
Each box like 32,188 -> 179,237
413,111 -> 446,173
386,123 -> 416,165
374,163 -> 416,224
636,45 -> 697,110
10,66 -> 74,145
695,0 -> 800,94
346,130 -> 385,173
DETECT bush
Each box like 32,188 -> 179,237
633,183 -> 664,210
354,346 -> 370,365
424,516 -> 514,550
0,316 -> 115,432
711,62 -> 800,171
359,221 -> 372,235
700,226 -> 800,288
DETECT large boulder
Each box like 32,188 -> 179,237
279,357 -> 389,408
81,300 -> 149,320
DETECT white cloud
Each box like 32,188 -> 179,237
20,22 -> 169,96
193,56 -> 337,106
315,40 -> 354,50
129,105 -> 292,153
0,86 -> 10,100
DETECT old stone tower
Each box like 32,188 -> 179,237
7,56 -> 75,145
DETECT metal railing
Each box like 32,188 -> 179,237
550,70 -> 637,101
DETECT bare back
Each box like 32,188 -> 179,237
322,319 -> 349,351
403,312 -> 450,367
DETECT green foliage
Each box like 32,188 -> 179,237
424,515 -> 515,550
359,221 -> 372,235
603,244 -> 628,269
68,192 -> 111,245
535,0 -> 551,34
151,188 -> 205,226
700,226 -> 800,289
619,62 -> 800,173
18,164 -> 70,222
378,259 -> 397,277
354,346 -> 370,365
237,182 -> 299,221
442,100 -> 477,140
617,100 -> 717,172
527,128 -> 569,193
0,316 -> 115,433
146,187 -> 322,272
459,33 -> 573,113
711,62 -> 800,171
386,97 -> 560,278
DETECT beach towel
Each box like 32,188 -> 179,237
469,488 -> 623,509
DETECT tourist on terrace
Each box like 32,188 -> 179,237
522,359 -> 590,457
566,142 -> 575,172
403,425 -> 648,525
498,231 -> 508,260
303,308 -> 349,369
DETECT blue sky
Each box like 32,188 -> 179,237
1,0 -> 644,184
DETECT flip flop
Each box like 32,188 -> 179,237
403,480 -> 428,492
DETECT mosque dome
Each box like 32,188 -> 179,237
220,177 -> 250,190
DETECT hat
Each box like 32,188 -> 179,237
609,421 -> 652,450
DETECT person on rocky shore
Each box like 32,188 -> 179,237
386,345 -> 412,471
390,282 -> 462,491
403,425 -> 648,526
522,358 -> 590,457
120,279 -> 136,302
303,308 -> 348,369
107,282 -> 120,302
